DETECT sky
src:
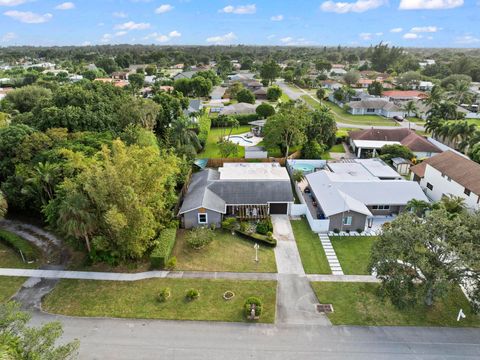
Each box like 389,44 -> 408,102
0,0 -> 479,48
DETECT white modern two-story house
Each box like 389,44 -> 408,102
410,151 -> 480,211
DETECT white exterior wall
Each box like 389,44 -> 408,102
413,151 -> 436,159
419,165 -> 480,211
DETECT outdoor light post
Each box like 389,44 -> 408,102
254,243 -> 259,263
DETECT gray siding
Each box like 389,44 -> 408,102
328,211 -> 367,232
367,205 -> 403,216
183,209 -> 223,229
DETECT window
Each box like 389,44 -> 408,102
367,108 -> 375,113
372,205 -> 390,210
464,188 -> 471,196
372,205 -> 378,210
426,182 -> 433,191
198,213 -> 208,224
343,216 -> 353,226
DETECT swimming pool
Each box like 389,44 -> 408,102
291,163 -> 316,174
228,135 -> 254,146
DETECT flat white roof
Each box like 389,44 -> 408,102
355,159 -> 402,179
219,163 -> 290,181
327,159 -> 401,180
353,140 -> 401,149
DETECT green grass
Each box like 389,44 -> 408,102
312,282 -> 480,327
43,278 -> 277,323
0,277 -> 27,303
446,119 -> 480,126
336,128 -> 354,137
266,145 -> 301,158
279,92 -> 290,103
407,117 -> 426,125
172,230 -> 277,273
291,218 -> 331,274
199,126 -> 251,158
330,144 -> 345,153
330,236 -> 378,275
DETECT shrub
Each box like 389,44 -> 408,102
198,115 -> 211,147
266,86 -> 282,101
356,228 -> 363,234
256,103 -> 275,119
212,114 -> 258,127
157,287 -> 171,303
239,221 -> 248,232
0,229 -> 38,262
302,140 -> 326,159
236,229 -> 276,246
256,218 -> 273,235
333,228 -> 340,234
236,89 -> 255,104
186,227 -> 214,249
244,297 -> 263,319
165,256 -> 177,270
221,217 -> 237,231
150,227 -> 177,269
185,288 -> 200,301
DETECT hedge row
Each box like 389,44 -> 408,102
235,229 -> 277,247
198,114 -> 211,147
0,229 -> 38,262
150,228 -> 177,269
211,113 -> 258,127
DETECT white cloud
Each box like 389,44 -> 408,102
168,30 -> 181,38
82,41 -> 91,46
320,0 -> 385,13
220,4 -> 256,14
403,32 -> 420,39
455,34 -> 480,44
1,31 -> 17,42
55,2 -> 75,10
0,0 -> 28,6
399,0 -> 463,10
359,32 -> 372,40
271,14 -> 283,21
155,4 -> 173,14
3,10 -> 53,23
100,33 -> 112,43
279,36 -> 313,45
112,11 -> 128,18
206,32 -> 237,44
114,21 -> 150,30
280,36 -> 293,43
144,31 -> 181,43
115,31 -> 128,37
410,26 -> 440,32
267,34 -> 276,39
390,27 -> 403,32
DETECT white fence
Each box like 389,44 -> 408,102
291,179 -> 330,233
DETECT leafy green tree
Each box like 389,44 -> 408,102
0,124 -> 35,180
369,42 -> 404,72
4,85 -> 52,113
367,81 -> 383,96
302,140 -> 326,159
306,108 -> 337,148
260,59 -> 281,85
315,60 -> 332,72
167,116 -> 201,158
402,100 -> 418,118
263,103 -> 310,158
370,209 -> 480,308
379,144 -> 414,163
468,142 -> 480,164
145,65 -> 157,76
404,199 -> 432,218
266,86 -> 282,101
343,70 -> 360,86
128,73 -> 145,91
0,301 -> 79,359
95,57 -> 118,74
316,88 -> 326,100
191,76 -> 213,97
256,103 -> 275,119
193,70 -> 221,86
228,82 -> 244,99
236,89 -> 255,104
218,140 -> 238,158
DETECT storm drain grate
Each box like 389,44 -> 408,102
316,304 -> 334,313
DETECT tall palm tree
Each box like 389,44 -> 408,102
56,192 -> 96,253
168,116 -> 201,152
438,195 -> 466,217
447,121 -> 477,151
24,162 -> 60,206
423,85 -> 444,107
425,117 -> 443,137
0,191 -> 7,218
447,81 -> 472,104
402,100 -> 418,118
405,199 -> 431,218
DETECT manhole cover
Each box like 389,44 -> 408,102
317,304 -> 334,313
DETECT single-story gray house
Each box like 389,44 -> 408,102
179,163 -> 294,228
346,98 -> 403,118
219,102 -> 257,116
304,159 -> 429,232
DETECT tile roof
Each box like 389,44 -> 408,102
383,90 -> 427,99
410,151 -> 480,195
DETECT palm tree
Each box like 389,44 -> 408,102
447,81 -> 472,104
56,192 -> 96,253
402,100 -> 418,118
438,195 -> 466,216
423,85 -> 444,107
0,191 -> 7,218
425,117 -> 444,137
447,121 -> 477,151
405,199 -> 431,218
168,116 -> 201,152
24,162 -> 60,206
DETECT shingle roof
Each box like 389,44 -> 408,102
349,128 -> 441,154
410,151 -> 480,195
347,99 -> 401,112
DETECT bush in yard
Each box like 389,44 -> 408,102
266,86 -> 282,101
256,218 -> 273,235
185,288 -> 200,301
198,115 -> 211,147
186,227 -> 214,249
150,227 -> 177,269
222,217 -> 238,231
157,287 -> 171,303
244,297 -> 263,319
240,221 -> 248,232
236,89 -> 255,104
255,103 -> 275,119
165,256 -> 177,270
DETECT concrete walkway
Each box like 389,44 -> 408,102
271,215 -> 305,275
319,233 -> 344,275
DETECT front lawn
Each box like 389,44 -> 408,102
172,229 -> 277,273
199,126 -> 251,158
291,218 -> 330,274
330,236 -> 378,275
43,278 -> 277,323
312,282 -> 480,327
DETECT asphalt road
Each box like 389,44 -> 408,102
31,312 -> 480,359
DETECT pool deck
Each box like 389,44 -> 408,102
225,132 -> 263,147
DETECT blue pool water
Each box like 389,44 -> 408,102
291,163 -> 315,173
